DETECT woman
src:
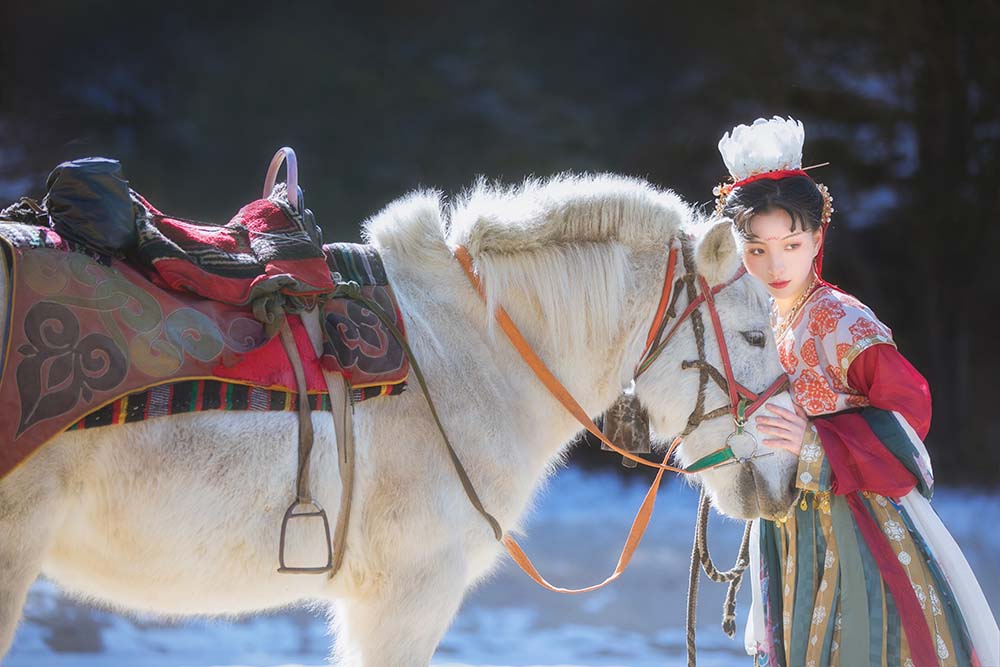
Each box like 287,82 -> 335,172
714,117 -> 998,667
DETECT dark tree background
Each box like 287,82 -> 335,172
3,1 -> 998,484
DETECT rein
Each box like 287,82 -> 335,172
686,490 -> 753,667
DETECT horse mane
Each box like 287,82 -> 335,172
365,172 -> 693,348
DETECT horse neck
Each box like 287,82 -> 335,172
470,240 -> 672,459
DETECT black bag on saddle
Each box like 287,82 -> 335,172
43,157 -> 136,253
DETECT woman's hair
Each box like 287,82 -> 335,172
723,175 -> 824,239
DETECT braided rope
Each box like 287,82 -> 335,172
685,489 -> 753,667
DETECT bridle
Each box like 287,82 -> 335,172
627,236 -> 790,666
632,234 -> 789,473
453,234 -> 787,478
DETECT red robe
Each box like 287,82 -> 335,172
816,343 -> 930,498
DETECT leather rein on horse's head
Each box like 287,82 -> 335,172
631,234 -> 788,473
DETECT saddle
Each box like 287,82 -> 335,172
0,149 -> 406,577
22,153 -> 335,307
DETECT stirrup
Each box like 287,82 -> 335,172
277,498 -> 334,574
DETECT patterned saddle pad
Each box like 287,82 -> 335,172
0,224 -> 408,480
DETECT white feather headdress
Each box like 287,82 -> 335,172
718,116 -> 805,182
713,116 -> 832,229
712,115 -> 835,273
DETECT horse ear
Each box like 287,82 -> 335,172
695,219 -> 742,285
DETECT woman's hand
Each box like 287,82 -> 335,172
755,403 -> 810,456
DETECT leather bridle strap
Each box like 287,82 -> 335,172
637,244 -> 679,364
697,273 -> 789,425
699,275 -> 742,411
634,267 -> 745,379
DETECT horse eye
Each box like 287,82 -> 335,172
740,330 -> 766,348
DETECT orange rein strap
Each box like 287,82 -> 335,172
502,447 -> 671,593
453,245 -> 688,474
454,244 -> 690,594
502,434 -> 688,593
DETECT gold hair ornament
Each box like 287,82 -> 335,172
713,162 -> 834,227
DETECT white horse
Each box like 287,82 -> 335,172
0,173 -> 797,666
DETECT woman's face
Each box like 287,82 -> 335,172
741,208 -> 822,301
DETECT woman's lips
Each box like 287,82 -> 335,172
769,280 -> 790,289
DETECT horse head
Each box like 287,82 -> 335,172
435,174 -> 801,521
633,219 -> 799,521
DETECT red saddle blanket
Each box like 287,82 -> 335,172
131,190 -> 336,306
0,224 -> 408,480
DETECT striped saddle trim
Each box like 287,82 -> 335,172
65,379 -> 404,432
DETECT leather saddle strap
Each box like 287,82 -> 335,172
326,369 -> 355,579
278,321 -> 315,503
330,282 -> 504,541
296,307 -> 355,580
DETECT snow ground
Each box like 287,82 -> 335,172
5,469 -> 999,667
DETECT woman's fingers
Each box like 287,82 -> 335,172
764,404 -> 808,429
762,438 -> 797,452
758,403 -> 809,458
764,403 -> 800,419
756,421 -> 795,436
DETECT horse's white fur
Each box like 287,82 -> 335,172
0,173 -> 796,666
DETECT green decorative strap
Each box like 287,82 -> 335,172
685,446 -> 735,473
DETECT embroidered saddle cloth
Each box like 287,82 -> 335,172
0,224 -> 408,480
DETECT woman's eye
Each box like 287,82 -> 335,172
786,243 -> 801,250
747,248 -> 764,256
740,330 -> 767,348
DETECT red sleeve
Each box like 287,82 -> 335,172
811,344 -> 927,498
845,343 -> 932,439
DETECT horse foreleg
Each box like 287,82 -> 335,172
0,468 -> 64,659
329,560 -> 468,667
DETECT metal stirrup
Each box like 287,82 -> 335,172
276,320 -> 334,574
